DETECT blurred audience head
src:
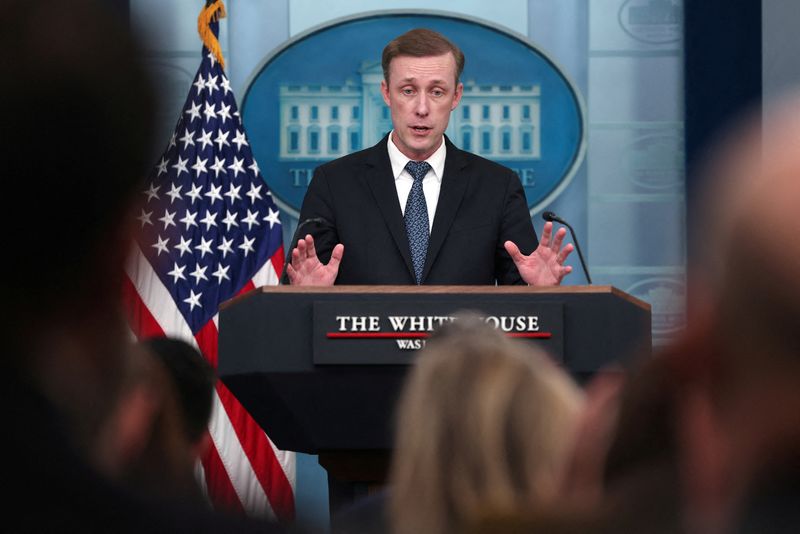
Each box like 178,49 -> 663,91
674,94 -> 800,531
389,315 -> 584,534
142,337 -> 216,457
0,0 -> 155,453
93,344 -> 202,501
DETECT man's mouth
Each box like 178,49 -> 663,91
411,126 -> 431,133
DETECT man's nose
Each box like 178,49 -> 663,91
415,94 -> 429,116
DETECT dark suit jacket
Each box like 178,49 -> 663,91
298,135 -> 538,285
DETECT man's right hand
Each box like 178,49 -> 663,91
285,234 -> 343,286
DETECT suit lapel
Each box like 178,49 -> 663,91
364,136 -> 416,280
421,137 -> 470,283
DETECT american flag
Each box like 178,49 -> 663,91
122,8 -> 295,520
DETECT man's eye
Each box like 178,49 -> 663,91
402,88 -> 414,95
432,90 -> 444,97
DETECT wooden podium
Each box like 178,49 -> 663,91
217,285 -> 650,512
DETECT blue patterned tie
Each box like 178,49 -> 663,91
404,160 -> 431,284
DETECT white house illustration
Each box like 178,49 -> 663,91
278,61 -> 541,160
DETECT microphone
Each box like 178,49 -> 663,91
280,217 -> 331,285
542,211 -> 592,284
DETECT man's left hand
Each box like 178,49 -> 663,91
504,221 -> 573,286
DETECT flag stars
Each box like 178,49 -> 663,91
228,157 -> 245,178
239,235 -> 256,257
246,183 -> 262,204
195,236 -> 214,258
175,236 -> 193,257
168,132 -> 177,149
197,129 -> 214,151
218,236 -> 234,258
214,129 -> 230,150
248,160 -> 260,176
224,183 -> 242,202
205,74 -> 219,94
159,209 -> 176,230
190,264 -> 209,285
210,156 -> 227,178
137,209 -> 153,228
221,76 -> 231,96
232,130 -> 248,151
152,235 -> 170,256
264,207 -> 280,229
222,210 -> 239,231
185,101 -> 202,122
186,183 -> 203,204
172,156 -> 189,177
183,289 -> 202,311
191,156 -> 208,177
218,103 -> 232,124
200,209 -> 218,230
213,263 -> 231,284
207,51 -> 216,68
205,184 -> 223,204
156,157 -> 168,176
192,75 -> 206,94
241,209 -> 260,230
180,210 -> 198,230
144,183 -> 161,202
167,262 -> 186,283
179,129 -> 195,148
203,102 -> 217,122
166,183 -> 183,203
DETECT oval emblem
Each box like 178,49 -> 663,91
242,12 -> 585,216
618,0 -> 682,44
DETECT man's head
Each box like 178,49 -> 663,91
380,28 -> 464,160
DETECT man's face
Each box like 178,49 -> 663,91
381,52 -> 463,161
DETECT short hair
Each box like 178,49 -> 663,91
143,338 -> 216,443
389,315 -> 583,534
381,28 -> 465,83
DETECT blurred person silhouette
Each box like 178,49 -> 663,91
141,337 -> 217,500
93,341 -> 210,504
667,97 -> 800,533
389,315 -> 584,534
1,0 -> 284,531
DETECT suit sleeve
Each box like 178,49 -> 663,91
297,165 -> 339,264
495,170 -> 538,285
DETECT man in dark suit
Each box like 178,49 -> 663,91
287,28 -> 573,286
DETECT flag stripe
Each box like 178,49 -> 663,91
200,435 -> 246,515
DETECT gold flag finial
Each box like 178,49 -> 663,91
197,0 -> 227,69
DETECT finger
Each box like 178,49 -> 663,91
286,263 -> 297,284
290,245 -> 302,270
551,227 -> 567,253
559,265 -> 573,283
304,234 -> 318,260
327,244 -> 344,271
295,237 -> 308,261
504,240 -> 525,262
557,243 -> 574,264
539,221 -> 553,247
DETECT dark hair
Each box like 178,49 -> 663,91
0,0 -> 155,332
143,338 -> 216,443
381,28 -> 465,84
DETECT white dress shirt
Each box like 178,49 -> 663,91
387,132 -> 446,232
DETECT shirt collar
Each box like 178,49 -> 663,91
387,131 -> 446,182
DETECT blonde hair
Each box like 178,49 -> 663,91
389,315 -> 584,534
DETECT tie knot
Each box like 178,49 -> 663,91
405,160 -> 431,182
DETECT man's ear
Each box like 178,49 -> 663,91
380,79 -> 391,107
451,82 -> 464,110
